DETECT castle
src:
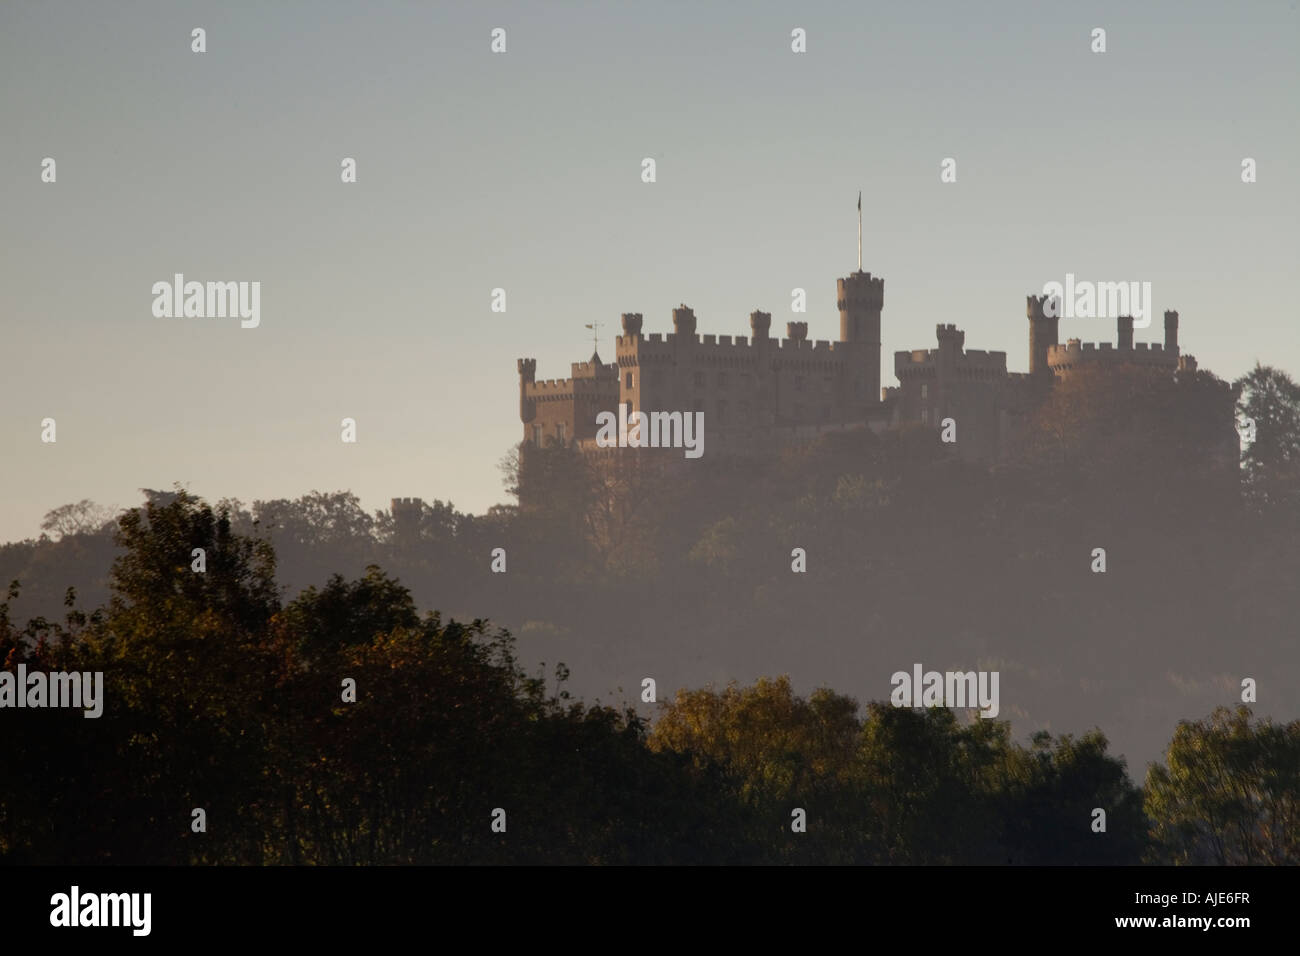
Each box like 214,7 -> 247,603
514,266 -> 1234,465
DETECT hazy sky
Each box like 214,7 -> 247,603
3,0 -> 1297,542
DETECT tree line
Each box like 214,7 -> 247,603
1,488 -> 1296,864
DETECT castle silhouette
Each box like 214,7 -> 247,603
513,267 -> 1234,464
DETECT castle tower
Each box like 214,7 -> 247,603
517,358 -> 537,424
672,306 -> 697,340
750,310 -> 771,343
1027,294 -> 1059,375
837,271 -> 884,402
1164,310 -> 1179,353
935,323 -> 965,381
390,497 -> 424,540
391,497 -> 423,516
935,324 -> 965,421
1117,315 -> 1134,351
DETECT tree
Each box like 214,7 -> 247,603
40,499 -> 117,540
998,729 -> 1147,864
1145,706 -> 1300,865
278,564 -> 419,658
109,488 -> 279,636
246,491 -> 379,598
649,676 -> 864,863
650,679 -> 1146,864
650,677 -> 861,805
854,703 -> 1006,863
1235,364 -> 1300,517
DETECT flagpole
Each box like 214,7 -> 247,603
857,191 -> 862,272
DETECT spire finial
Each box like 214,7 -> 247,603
584,320 -> 604,361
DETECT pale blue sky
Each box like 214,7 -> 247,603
2,0 -> 1297,542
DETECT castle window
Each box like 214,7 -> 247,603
626,372 -> 634,389
719,372 -> 729,388
921,384 -> 929,399
823,375 -> 833,393
921,409 -> 928,424
532,425 -> 541,446
557,422 -> 566,443
694,371 -> 705,389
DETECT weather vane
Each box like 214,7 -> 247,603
584,320 -> 603,355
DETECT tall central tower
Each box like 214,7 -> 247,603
838,194 -> 883,401
837,270 -> 884,402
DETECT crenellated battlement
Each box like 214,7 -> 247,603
613,322 -> 845,357
617,331 -> 755,352
895,349 -> 1009,378
1027,293 -> 1060,321
529,378 -> 573,392
779,337 -> 838,352
1047,337 -> 1181,372
936,324 -> 966,352
390,498 -> 424,527
894,324 -> 1009,379
570,358 -> 618,379
531,376 -> 605,390
836,271 -> 885,312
